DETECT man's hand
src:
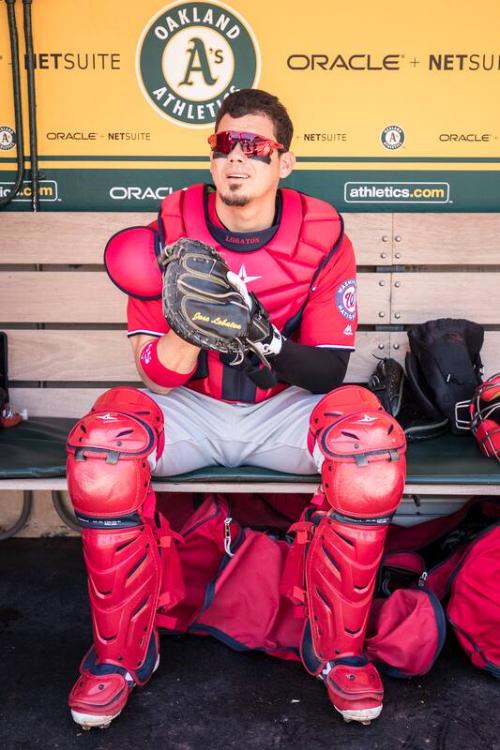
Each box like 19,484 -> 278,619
226,271 -> 283,364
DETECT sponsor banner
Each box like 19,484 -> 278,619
1,0 -> 499,211
1,168 -> 500,212
0,179 -> 59,203
344,181 -> 450,205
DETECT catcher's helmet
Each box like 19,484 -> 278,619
469,373 -> 500,461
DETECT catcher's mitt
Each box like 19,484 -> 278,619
368,357 -> 405,417
161,237 -> 252,363
368,357 -> 448,442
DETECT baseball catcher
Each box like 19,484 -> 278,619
65,88 -> 404,731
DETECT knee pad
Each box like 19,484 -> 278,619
66,387 -> 164,520
310,387 -> 406,520
308,385 -> 382,456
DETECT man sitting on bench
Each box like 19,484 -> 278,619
65,88 -> 406,730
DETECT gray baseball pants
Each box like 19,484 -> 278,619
148,385 -> 323,476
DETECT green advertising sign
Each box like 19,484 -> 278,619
1,166 -> 499,212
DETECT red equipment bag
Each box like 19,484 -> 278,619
155,492 -> 302,658
154,493 -> 448,677
381,497 -> 500,677
365,588 -> 446,678
447,524 -> 500,676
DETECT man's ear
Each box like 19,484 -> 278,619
279,151 -> 296,178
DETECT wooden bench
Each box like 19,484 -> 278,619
1,211 -> 500,536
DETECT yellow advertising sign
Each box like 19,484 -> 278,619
1,0 -> 499,210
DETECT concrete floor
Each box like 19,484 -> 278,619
1,537 -> 499,750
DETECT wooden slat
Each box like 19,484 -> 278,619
343,214 -> 393,265
0,213 -> 155,264
8,328 -> 387,415
404,484 -> 500,496
473,332 -> 500,375
0,272 -> 126,323
391,214 -> 500,265
0,271 -> 389,324
390,272 -> 500,324
11,328 -> 499,416
2,212 -> 499,267
6,329 -> 389,382
7,330 -> 135,381
389,330 -> 500,375
10,388 -> 107,417
0,212 -> 393,266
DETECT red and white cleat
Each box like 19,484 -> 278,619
69,643 -> 160,730
322,661 -> 384,725
70,670 -> 133,730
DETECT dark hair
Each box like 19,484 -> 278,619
215,89 -> 293,151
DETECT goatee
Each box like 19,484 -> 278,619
220,192 -> 250,207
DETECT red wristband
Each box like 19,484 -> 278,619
139,339 -> 196,387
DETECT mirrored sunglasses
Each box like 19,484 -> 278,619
208,130 -> 285,158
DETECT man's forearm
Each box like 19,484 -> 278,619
271,339 -> 350,393
135,331 -> 200,394
156,331 -> 200,373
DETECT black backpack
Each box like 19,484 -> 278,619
405,318 -> 484,434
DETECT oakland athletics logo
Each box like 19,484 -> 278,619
136,1 -> 261,127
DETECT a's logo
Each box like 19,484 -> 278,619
335,279 -> 357,321
136,1 -> 261,128
381,125 -> 405,150
343,324 -> 353,336
0,126 -> 16,151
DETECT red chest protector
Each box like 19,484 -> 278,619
159,184 -> 342,333
154,185 -> 343,402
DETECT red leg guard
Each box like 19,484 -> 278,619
300,387 -> 406,722
304,509 -> 394,663
82,515 -> 162,676
66,388 -> 165,681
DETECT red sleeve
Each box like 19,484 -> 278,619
127,296 -> 169,338
124,214 -> 168,337
297,233 -> 358,349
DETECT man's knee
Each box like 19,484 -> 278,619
66,387 -> 164,520
309,385 -> 406,519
